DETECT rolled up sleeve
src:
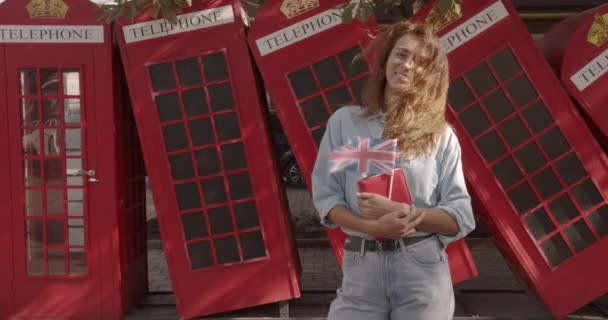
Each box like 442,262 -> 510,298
312,115 -> 347,229
435,129 -> 475,247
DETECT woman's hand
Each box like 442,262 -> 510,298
357,192 -> 406,220
367,208 -> 426,240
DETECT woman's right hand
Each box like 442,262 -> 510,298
367,208 -> 426,240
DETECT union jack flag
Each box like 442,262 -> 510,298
329,137 -> 398,175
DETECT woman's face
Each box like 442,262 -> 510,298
384,33 -> 424,92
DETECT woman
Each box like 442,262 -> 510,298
312,21 -> 475,320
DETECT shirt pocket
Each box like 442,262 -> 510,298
405,157 -> 439,201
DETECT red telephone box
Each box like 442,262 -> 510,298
0,0 -> 148,319
412,0 -> 608,317
247,0 -> 477,284
540,3 -> 608,149
115,0 -> 301,318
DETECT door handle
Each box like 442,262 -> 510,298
75,169 -> 101,183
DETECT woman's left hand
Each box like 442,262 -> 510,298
357,192 -> 405,220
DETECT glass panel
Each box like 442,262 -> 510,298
221,143 -> 247,171
448,78 -> 475,111
227,173 -> 253,200
571,179 -> 604,211
47,219 -> 65,245
200,177 -> 227,205
531,168 -> 562,200
522,101 -> 554,133
524,208 -> 555,241
187,241 -> 214,269
64,99 -> 81,124
208,206 -> 233,235
48,248 -> 65,275
325,86 -> 351,113
312,127 -> 325,147
42,98 -> 60,124
339,46 -> 368,77
313,57 -> 342,89
195,147 -> 221,176
234,201 -> 259,230
515,142 -> 546,174
162,123 -> 189,152
46,188 -> 64,216
148,63 -> 176,92
40,69 -> 59,96
539,127 -> 570,160
492,157 -> 522,189
489,48 -> 521,81
188,118 -> 215,147
540,234 -> 572,267
62,69 -> 80,95
475,131 -> 506,163
68,218 -> 85,246
181,212 -> 208,240
68,248 -> 87,275
589,205 -> 608,237
482,90 -> 514,122
155,93 -> 183,122
25,189 -> 42,216
44,159 -> 63,185
67,188 -> 84,216
22,99 -> 39,125
505,75 -> 538,107
26,220 -> 44,275
20,69 -> 38,95
208,83 -> 234,112
182,88 -> 208,117
67,158 -> 84,186
23,129 -> 40,156
555,152 -> 586,186
202,52 -> 228,82
288,67 -> 318,99
214,236 -> 240,264
300,96 -> 329,128
214,113 -> 241,142
465,63 -> 497,96
174,183 -> 201,211
240,231 -> 266,260
498,116 -> 530,148
175,57 -> 202,87
459,104 -> 491,137
65,129 -> 81,156
169,152 -> 195,180
564,220 -> 595,252
548,194 -> 579,225
349,76 -> 367,104
507,182 -> 539,214
24,159 -> 41,186
39,128 -> 61,156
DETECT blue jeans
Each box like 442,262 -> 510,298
329,236 -> 455,320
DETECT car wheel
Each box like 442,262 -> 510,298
284,159 -> 305,188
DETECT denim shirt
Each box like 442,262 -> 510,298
311,106 -> 475,247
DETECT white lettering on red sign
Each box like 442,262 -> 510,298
571,49 -> 608,91
123,5 -> 234,44
0,25 -> 103,43
439,1 -> 509,54
255,7 -> 343,56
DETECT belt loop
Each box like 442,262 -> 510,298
359,238 -> 365,257
398,239 -> 407,255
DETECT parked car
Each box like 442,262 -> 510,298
267,108 -> 306,188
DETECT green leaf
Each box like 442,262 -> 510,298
149,3 -> 161,18
161,5 -> 178,24
439,0 -> 454,14
341,3 -> 355,24
355,1 -> 374,23
127,3 -> 138,21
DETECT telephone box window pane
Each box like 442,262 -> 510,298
66,158 -> 83,186
200,177 -> 227,205
68,248 -> 87,275
48,248 -> 65,275
22,99 -> 38,125
208,83 -> 234,112
182,88 -> 208,117
288,67 -> 317,99
42,98 -> 60,124
240,231 -> 266,260
227,173 -> 253,200
549,194 -> 579,225
195,148 -> 221,176
169,152 -> 195,180
349,77 -> 367,103
214,236 -> 240,264
149,63 -> 176,92
571,179 -> 603,211
174,183 -> 201,211
499,116 -> 530,148
505,75 -> 538,107
24,160 -> 41,187
44,160 -> 62,185
68,219 -> 84,246
202,52 -> 228,82
65,129 -> 82,156
312,127 -> 325,147
539,127 -> 570,160
314,57 -> 342,89
67,189 -> 84,216
483,90 -> 514,123
234,201 -> 259,230
181,212 -> 207,240
64,99 -> 81,124
46,189 -> 64,216
208,206 -> 233,235
215,113 -> 241,142
489,48 -> 521,81
188,241 -> 213,269
300,96 -> 329,128
221,143 -> 247,171
175,58 -> 202,87
188,118 -> 215,147
492,157 -> 522,189
63,70 -> 81,95
40,69 -> 58,96
531,168 -> 562,200
325,86 -> 351,113
465,63 -> 497,96
522,101 -> 554,133
26,220 -> 43,275
555,153 -> 586,185
448,78 -> 475,111
25,189 -> 42,216
339,46 -> 368,77
524,208 -> 555,241
47,219 -> 65,245
589,205 -> 608,237
507,182 -> 539,214
20,69 -> 38,95
155,93 -> 182,122
162,123 -> 188,152
476,131 -> 506,163
459,104 -> 491,137
565,220 -> 595,252
515,142 -> 546,174
541,234 -> 572,267
23,130 -> 40,156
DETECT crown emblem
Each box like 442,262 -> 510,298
26,0 -> 68,19
425,0 -> 462,33
588,13 -> 608,47
280,0 -> 319,19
